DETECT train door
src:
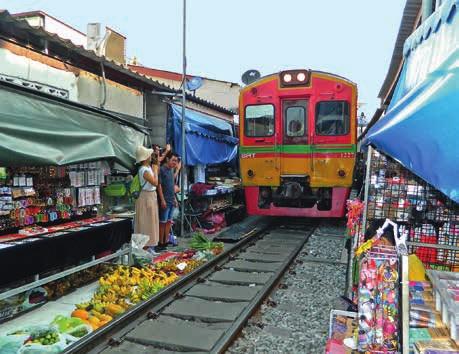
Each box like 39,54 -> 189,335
280,100 -> 311,176
241,104 -> 280,186
311,100 -> 354,186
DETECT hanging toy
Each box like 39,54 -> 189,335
346,198 -> 365,236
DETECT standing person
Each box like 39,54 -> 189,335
158,153 -> 179,249
134,146 -> 159,254
152,144 -> 171,164
174,157 -> 182,193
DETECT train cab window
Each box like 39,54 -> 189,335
245,104 -> 275,137
286,107 -> 305,137
315,101 -> 350,136
283,100 -> 308,144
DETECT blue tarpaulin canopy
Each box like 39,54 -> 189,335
169,104 -> 238,166
364,0 -> 459,202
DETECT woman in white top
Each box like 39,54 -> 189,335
134,145 -> 159,252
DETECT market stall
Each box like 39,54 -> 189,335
0,217 -> 131,287
168,104 -> 244,233
0,231 -> 225,353
0,81 -> 146,326
327,2 -> 459,352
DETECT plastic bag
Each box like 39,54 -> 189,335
408,254 -> 426,281
51,315 -> 92,342
132,233 -> 149,250
17,325 -> 67,354
51,315 -> 84,333
131,234 -> 153,264
62,323 -> 92,344
0,333 -> 29,354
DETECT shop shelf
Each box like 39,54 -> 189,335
436,279 -> 459,342
426,270 -> 459,311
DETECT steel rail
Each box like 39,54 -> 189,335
210,225 -> 315,354
63,225 -> 269,354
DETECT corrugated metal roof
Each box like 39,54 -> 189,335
0,10 -> 235,116
378,0 -> 422,102
129,65 -> 240,86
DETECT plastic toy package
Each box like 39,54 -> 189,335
358,250 -> 399,353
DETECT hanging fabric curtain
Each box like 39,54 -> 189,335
169,104 -> 238,166
0,83 -> 146,169
364,0 -> 459,202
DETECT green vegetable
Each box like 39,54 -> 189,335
189,232 -> 224,251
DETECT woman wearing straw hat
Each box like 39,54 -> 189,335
134,145 -> 159,254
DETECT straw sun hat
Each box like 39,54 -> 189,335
135,145 -> 153,164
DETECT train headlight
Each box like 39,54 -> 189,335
338,169 -> 346,178
247,169 -> 255,178
283,74 -> 292,83
280,70 -> 310,87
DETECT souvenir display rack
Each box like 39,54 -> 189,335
364,148 -> 459,271
0,160 -> 133,323
343,147 -> 459,353
0,163 -> 108,236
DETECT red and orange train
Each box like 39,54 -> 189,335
239,69 -> 357,218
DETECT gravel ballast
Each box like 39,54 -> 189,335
227,223 -> 348,354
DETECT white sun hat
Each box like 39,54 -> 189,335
135,145 -> 153,164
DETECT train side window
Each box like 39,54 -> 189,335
245,104 -> 275,137
315,101 -> 350,136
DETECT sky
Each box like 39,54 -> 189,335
3,0 -> 406,118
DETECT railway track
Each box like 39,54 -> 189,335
63,219 -> 317,354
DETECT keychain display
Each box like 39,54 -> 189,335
0,164 -> 105,234
358,251 -> 399,352
356,219 -> 404,353
364,148 -> 459,271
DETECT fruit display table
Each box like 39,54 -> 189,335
0,217 -> 132,288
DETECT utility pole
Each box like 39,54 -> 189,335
180,0 -> 187,238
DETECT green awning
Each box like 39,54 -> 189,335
0,83 -> 147,169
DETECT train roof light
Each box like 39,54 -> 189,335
280,70 -> 310,87
283,73 -> 292,83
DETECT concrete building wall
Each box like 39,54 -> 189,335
18,13 -> 87,48
0,46 -> 78,100
43,16 -> 87,47
76,71 -> 144,118
197,79 -> 240,111
0,40 -> 144,118
145,93 -> 168,146
20,15 -> 43,28
145,75 -> 240,112
185,100 -> 234,122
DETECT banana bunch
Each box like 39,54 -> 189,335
75,301 -> 91,310
77,264 -> 183,317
